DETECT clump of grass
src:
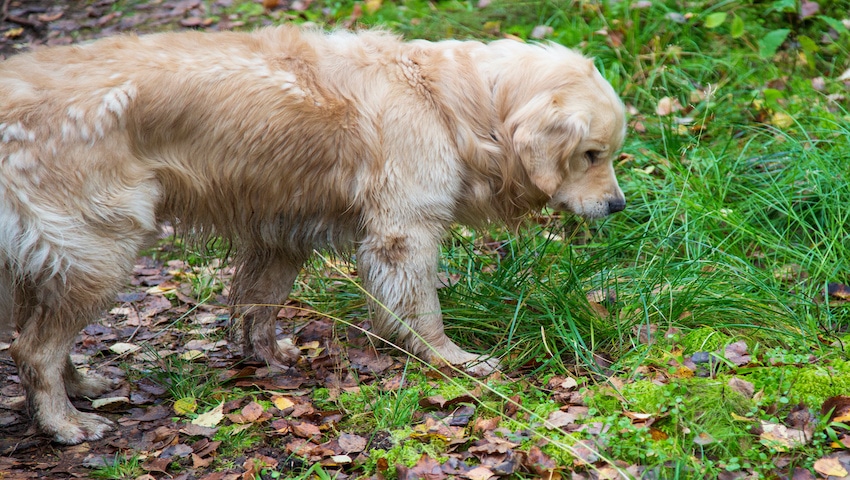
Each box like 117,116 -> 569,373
149,354 -> 221,409
90,454 -> 144,480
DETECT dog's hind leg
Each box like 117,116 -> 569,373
232,250 -> 304,368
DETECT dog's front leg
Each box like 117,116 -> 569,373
11,313 -> 115,444
357,226 -> 498,375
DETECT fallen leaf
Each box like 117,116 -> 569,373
770,111 -> 794,128
180,423 -> 218,438
273,396 -> 295,411
91,396 -> 130,410
465,465 -> 495,480
291,421 -> 321,438
192,453 -> 213,469
483,21 -> 500,35
174,397 -> 198,415
656,97 -> 683,116
160,443 -> 193,459
109,342 -> 141,355
3,28 -> 24,39
192,403 -> 224,428
180,349 -> 204,361
329,454 -> 352,464
823,396 -> 850,422
728,377 -> 755,398
828,283 -> 850,300
241,401 -> 264,422
473,416 -> 500,434
141,457 -> 171,473
813,456 -> 848,477
338,433 -> 367,453
525,445 -> 561,477
725,340 -> 751,366
799,0 -> 819,19
760,421 -> 809,450
397,454 -> 445,480
364,0 -> 382,14
623,411 -> 653,422
530,25 -> 554,39
544,410 -> 577,429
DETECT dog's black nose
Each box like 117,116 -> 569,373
608,199 -> 626,213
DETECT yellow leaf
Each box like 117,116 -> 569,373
3,28 -> 23,39
109,342 -> 141,355
174,397 -> 198,415
364,0 -> 382,14
192,402 -> 225,428
770,111 -> 793,128
483,21 -> 500,34
731,413 -> 754,422
273,396 -> 295,410
814,457 -> 848,477
146,284 -> 177,295
180,350 -> 204,361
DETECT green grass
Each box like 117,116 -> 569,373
90,454 -> 144,480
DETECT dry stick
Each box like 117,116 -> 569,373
0,0 -> 8,23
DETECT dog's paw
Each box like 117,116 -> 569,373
425,340 -> 500,376
66,371 -> 119,399
45,411 -> 114,445
463,356 -> 500,377
249,337 -> 301,368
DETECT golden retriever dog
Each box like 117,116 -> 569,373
0,25 -> 625,444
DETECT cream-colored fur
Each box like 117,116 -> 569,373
0,26 -> 626,444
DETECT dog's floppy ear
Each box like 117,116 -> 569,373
509,94 -> 590,196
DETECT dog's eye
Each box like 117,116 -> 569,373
584,150 -> 601,164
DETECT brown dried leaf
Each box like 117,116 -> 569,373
240,401 -> 264,423
822,395 -> 850,422
465,465 -> 495,480
800,0 -> 819,19
524,445 -> 561,478
727,377 -> 755,398
192,453 -> 213,469
544,410 -> 577,429
419,395 -> 447,409
338,433 -> 367,453
828,283 -> 850,300
724,340 -> 751,366
291,421 -> 321,438
473,416 -> 500,435
348,347 -> 394,374
397,454 -> 445,480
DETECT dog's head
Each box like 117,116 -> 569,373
501,46 -> 626,220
